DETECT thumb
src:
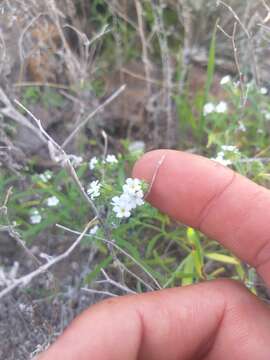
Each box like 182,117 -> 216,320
37,280 -> 270,359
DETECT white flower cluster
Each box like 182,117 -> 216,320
30,208 -> 42,224
89,154 -> 118,170
111,178 -> 144,219
212,145 -> 240,167
89,156 -> 98,170
221,145 -> 239,153
238,121 -> 246,132
261,109 -> 270,121
106,154 -> 118,164
260,87 -> 268,95
220,75 -> 231,86
203,101 -> 228,116
46,196 -> 59,207
89,225 -> 99,235
87,180 -> 101,200
39,171 -> 52,183
213,153 -> 232,166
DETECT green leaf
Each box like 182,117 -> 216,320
146,233 -> 163,258
175,94 -> 196,129
205,26 -> 217,99
182,253 -> 195,286
199,23 -> 217,134
187,228 -> 204,278
205,253 -> 240,265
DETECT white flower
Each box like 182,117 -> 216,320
112,196 -> 132,218
203,102 -> 215,116
262,110 -> 270,120
30,209 -> 42,224
114,205 -> 131,218
128,191 -> 145,209
90,225 -> 99,235
111,178 -> 145,218
46,196 -> 59,207
87,180 -> 101,200
212,152 -> 232,166
260,87 -> 268,95
89,157 -> 98,170
39,174 -> 47,182
216,157 -> 232,166
238,121 -> 246,132
216,101 -> 228,113
112,194 -> 131,209
221,145 -> 239,154
220,75 -> 231,85
123,178 -> 142,195
111,194 -> 133,218
39,171 -> 52,183
106,154 -> 118,164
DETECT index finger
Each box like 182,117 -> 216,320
133,149 -> 270,286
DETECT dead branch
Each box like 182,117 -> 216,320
0,219 -> 95,300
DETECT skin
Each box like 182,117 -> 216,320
38,149 -> 270,359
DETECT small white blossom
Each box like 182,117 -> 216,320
106,154 -> 118,164
30,209 -> 42,224
39,174 -> 47,182
260,87 -> 268,95
114,206 -> 131,218
212,152 -> 232,166
39,171 -> 52,183
112,195 -> 132,218
216,101 -> 228,113
87,180 -> 101,200
221,145 -> 239,154
90,225 -> 99,235
111,194 -> 132,209
262,110 -> 270,120
89,157 -> 98,170
127,191 -> 145,209
203,102 -> 215,116
46,196 -> 59,207
220,75 -> 231,85
238,121 -> 246,132
123,178 -> 142,195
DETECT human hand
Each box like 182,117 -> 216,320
37,150 -> 270,359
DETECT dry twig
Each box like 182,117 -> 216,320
0,219 -> 95,300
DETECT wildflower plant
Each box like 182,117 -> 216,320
86,153 -> 148,236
